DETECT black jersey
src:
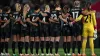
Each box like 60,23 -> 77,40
63,12 -> 72,25
12,11 -> 21,20
40,12 -> 51,23
29,13 -> 40,24
12,11 -> 22,24
0,13 -> 3,25
2,13 -> 10,23
70,8 -> 82,19
51,10 -> 62,24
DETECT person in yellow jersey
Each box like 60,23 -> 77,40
72,2 -> 97,56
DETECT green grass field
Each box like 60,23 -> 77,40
7,48 -> 100,56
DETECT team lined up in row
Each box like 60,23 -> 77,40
0,0 -> 97,56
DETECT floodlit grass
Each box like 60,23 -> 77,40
6,48 -> 100,56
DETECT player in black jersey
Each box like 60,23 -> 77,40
21,3 -> 30,56
39,5 -> 51,56
50,4 -> 61,56
1,6 -> 11,56
11,3 -> 22,56
26,4 -> 40,56
0,7 -> 3,55
59,5 -> 73,56
70,0 -> 83,56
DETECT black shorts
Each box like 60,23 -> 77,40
0,26 -> 11,39
50,23 -> 61,37
20,25 -> 30,37
62,25 -> 72,36
39,24 -> 50,37
30,26 -> 39,37
72,22 -> 83,36
12,24 -> 21,35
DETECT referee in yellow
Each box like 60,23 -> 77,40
73,2 -> 97,56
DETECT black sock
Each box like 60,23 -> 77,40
55,41 -> 59,54
20,42 -> 24,54
46,41 -> 49,54
1,42 -> 4,53
0,42 -> 1,53
25,42 -> 29,54
77,41 -> 81,54
40,41 -> 44,53
30,41 -> 34,54
18,42 -> 24,54
35,42 -> 39,54
12,41 -> 16,54
5,42 -> 8,53
72,41 -> 76,53
50,41 -> 53,54
18,42 -> 21,54
67,42 -> 71,53
63,42 -> 67,53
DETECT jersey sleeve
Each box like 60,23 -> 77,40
75,14 -> 83,21
26,13 -> 31,18
92,12 -> 97,26
38,13 -> 43,20
47,12 -> 51,18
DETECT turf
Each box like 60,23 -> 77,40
6,48 -> 100,56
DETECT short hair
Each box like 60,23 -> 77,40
3,6 -> 11,12
34,4 -> 40,10
85,1 -> 92,7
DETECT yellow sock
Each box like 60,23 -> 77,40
82,39 -> 87,54
89,38 -> 94,54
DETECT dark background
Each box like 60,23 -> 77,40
0,0 -> 100,48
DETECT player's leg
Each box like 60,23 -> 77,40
18,27 -> 24,56
76,24 -> 82,56
62,26 -> 67,55
66,26 -> 72,56
0,27 -> 5,55
4,28 -> 10,56
50,37 -> 54,56
77,35 -> 82,56
12,34 -> 17,56
30,28 -> 35,56
45,25 -> 50,56
0,37 -> 5,55
34,27 -> 40,55
40,37 -> 45,55
40,25 -> 45,55
0,28 -> 1,54
12,26 -> 18,56
49,24 -> 54,56
24,29 -> 30,56
63,36 -> 67,55
82,28 -> 88,56
66,36 -> 71,55
55,24 -> 61,56
55,36 -> 60,56
72,25 -> 77,56
89,28 -> 96,56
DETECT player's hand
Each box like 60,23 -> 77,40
44,22 -> 48,24
69,22 -> 73,26
33,23 -> 38,26
94,29 -> 97,40
1,24 -> 6,28
23,24 -> 27,27
91,10 -> 96,13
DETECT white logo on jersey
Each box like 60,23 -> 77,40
43,17 -> 46,22
32,17 -> 35,21
4,17 -> 7,20
72,11 -> 79,18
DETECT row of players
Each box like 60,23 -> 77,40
0,0 -> 97,56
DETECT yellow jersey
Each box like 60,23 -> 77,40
75,10 -> 97,27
